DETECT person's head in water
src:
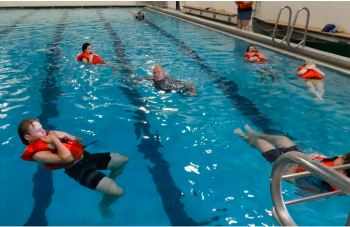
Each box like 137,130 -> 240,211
246,45 -> 256,53
305,59 -> 316,66
18,118 -> 46,145
82,43 -> 92,54
153,65 -> 165,81
333,152 -> 350,176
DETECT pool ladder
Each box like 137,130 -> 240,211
272,6 -> 310,48
270,151 -> 350,226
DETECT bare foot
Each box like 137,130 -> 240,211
314,97 -> 324,102
98,202 -> 115,219
233,128 -> 245,137
244,124 -> 255,135
112,66 -> 119,77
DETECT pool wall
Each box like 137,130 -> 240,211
0,1 -> 139,8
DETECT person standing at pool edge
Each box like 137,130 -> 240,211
18,118 -> 129,219
297,60 -> 325,101
235,1 -> 253,31
133,65 -> 199,97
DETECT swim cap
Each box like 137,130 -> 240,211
305,59 -> 316,65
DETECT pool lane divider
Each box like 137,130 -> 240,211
97,9 -> 223,226
24,10 -> 68,226
0,11 -> 35,40
143,19 -> 294,138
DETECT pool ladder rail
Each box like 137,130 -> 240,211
270,151 -> 350,226
272,6 -> 310,48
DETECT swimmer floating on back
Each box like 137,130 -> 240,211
133,65 -> 199,97
244,45 -> 279,82
77,43 -> 119,76
133,11 -> 145,20
297,60 -> 325,102
234,124 -> 350,194
18,118 -> 129,219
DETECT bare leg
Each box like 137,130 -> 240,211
102,62 -> 119,77
235,127 -> 299,183
107,153 -> 129,172
268,69 -> 280,80
313,80 -> 325,98
244,124 -> 295,148
242,20 -> 250,31
96,153 -> 129,219
305,80 -> 323,101
96,177 -> 124,219
237,20 -> 243,29
260,71 -> 267,82
234,128 -> 275,153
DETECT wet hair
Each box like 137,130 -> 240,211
246,45 -> 256,52
82,43 -> 91,52
18,118 -> 39,145
342,152 -> 350,176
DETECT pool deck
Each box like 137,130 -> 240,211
146,5 -> 350,75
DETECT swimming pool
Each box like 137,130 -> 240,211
1,7 -> 350,226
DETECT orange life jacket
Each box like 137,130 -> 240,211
296,156 -> 338,191
21,133 -> 84,170
77,51 -> 104,64
245,51 -> 266,62
297,66 -> 324,79
236,1 -> 253,10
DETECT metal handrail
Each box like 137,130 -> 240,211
270,151 -> 350,226
287,7 -> 310,48
272,6 -> 292,44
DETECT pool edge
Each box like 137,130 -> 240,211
146,5 -> 350,76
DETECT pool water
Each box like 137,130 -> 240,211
1,7 -> 350,226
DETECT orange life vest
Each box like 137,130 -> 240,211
236,1 -> 253,10
296,156 -> 338,191
297,66 -> 324,79
77,51 -> 104,64
21,133 -> 84,170
245,51 -> 266,62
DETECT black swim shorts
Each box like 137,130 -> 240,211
263,145 -> 303,163
65,151 -> 111,190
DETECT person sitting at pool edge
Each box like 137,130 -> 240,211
244,45 -> 279,82
18,118 -> 129,219
234,124 -> 350,194
133,65 -> 199,97
77,43 -> 119,75
297,60 -> 325,102
133,11 -> 145,20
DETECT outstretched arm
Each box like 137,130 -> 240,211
132,76 -> 153,86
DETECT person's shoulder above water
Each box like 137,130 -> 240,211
244,45 -> 267,63
77,43 -> 104,65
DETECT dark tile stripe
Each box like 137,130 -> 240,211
0,11 -> 35,40
24,10 -> 68,226
144,19 -> 293,137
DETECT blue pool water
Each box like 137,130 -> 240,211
1,7 -> 350,226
